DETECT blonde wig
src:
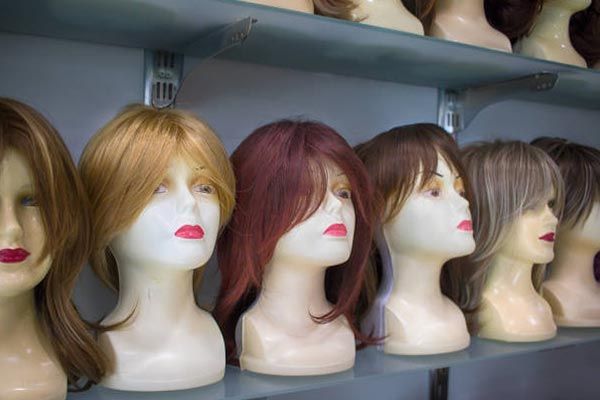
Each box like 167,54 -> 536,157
0,98 -> 108,387
79,105 -> 235,293
460,141 -> 564,320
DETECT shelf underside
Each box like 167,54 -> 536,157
2,0 -> 600,109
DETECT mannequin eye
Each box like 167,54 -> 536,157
193,184 -> 215,194
20,195 -> 38,207
459,190 -> 467,198
547,199 -> 556,209
154,184 -> 167,194
335,188 -> 352,200
425,189 -> 442,198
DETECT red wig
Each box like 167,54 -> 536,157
215,120 -> 375,362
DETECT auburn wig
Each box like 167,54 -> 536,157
460,141 -> 564,324
570,0 -> 600,67
484,0 -> 543,43
354,123 -> 472,337
215,120 -> 374,361
79,105 -> 235,293
0,98 -> 109,387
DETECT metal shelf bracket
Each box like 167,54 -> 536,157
144,17 -> 256,108
438,72 -> 558,135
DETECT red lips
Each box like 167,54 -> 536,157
0,248 -> 30,263
457,220 -> 473,232
174,225 -> 205,239
539,232 -> 555,242
323,223 -> 348,237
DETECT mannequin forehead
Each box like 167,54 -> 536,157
415,156 -> 460,186
0,148 -> 34,190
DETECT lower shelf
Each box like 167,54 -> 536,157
70,328 -> 600,400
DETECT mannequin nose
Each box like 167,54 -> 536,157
175,186 -> 196,214
546,205 -> 559,228
451,189 -> 471,214
0,203 -> 23,243
322,190 -> 343,217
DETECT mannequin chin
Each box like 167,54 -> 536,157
239,164 -> 356,375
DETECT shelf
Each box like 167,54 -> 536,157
68,328 -> 600,400
2,0 -> 600,110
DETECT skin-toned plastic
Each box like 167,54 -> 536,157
382,157 -> 474,355
239,165 -> 356,375
352,1 -> 424,34
0,149 -> 66,400
98,157 -> 225,391
430,0 -> 512,52
515,0 -> 591,67
543,203 -> 600,326
477,199 -> 558,342
239,0 -> 314,13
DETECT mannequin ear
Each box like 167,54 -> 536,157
313,0 -> 357,20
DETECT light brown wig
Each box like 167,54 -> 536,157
531,137 -> 600,229
79,105 -> 235,293
460,141 -> 564,325
484,0 -> 543,43
0,98 -> 109,388
570,0 -> 600,67
314,0 -> 357,20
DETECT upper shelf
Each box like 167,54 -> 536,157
2,0 -> 600,109
69,328 -> 600,400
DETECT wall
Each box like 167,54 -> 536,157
1,32 -> 599,399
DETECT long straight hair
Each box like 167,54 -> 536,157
214,120 -> 375,362
0,97 -> 109,388
314,0 -> 357,20
570,0 -> 600,67
484,0 -> 543,43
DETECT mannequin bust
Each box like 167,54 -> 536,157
430,0 -> 511,52
0,98 -> 107,399
357,124 -> 473,355
240,0 -> 314,13
216,120 -> 374,376
462,141 -> 564,342
515,0 -> 591,66
79,105 -> 235,391
533,138 -> 600,327
352,1 -> 424,34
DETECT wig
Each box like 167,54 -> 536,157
0,98 -> 109,387
531,137 -> 600,230
401,0 -> 437,32
79,105 -> 235,293
460,141 -> 564,322
214,120 -> 375,361
354,123 -> 472,337
314,0 -> 358,20
570,0 -> 600,67
484,0 -> 543,43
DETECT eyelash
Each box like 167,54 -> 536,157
20,195 -> 38,207
425,188 -> 441,198
153,183 -> 215,195
335,187 -> 352,200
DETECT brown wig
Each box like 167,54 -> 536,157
354,123 -> 472,336
401,0 -> 437,32
215,120 -> 375,362
570,0 -> 600,67
531,137 -> 600,230
0,98 -> 108,388
314,0 -> 357,20
484,0 -> 544,43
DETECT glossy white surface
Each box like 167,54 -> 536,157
543,202 -> 600,326
99,157 -> 225,391
0,149 -> 66,400
515,0 -> 591,67
352,0 -> 423,34
239,165 -> 356,375
382,157 -> 473,355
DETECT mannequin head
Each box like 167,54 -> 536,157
570,0 -> 600,67
79,105 -> 235,292
531,137 -> 600,251
215,120 -> 374,360
484,0 -> 543,43
0,97 -> 108,386
461,141 -> 564,313
355,123 -> 474,323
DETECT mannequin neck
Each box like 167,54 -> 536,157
257,260 -> 330,330
485,253 -> 537,296
530,1 -> 578,41
389,251 -> 446,307
0,291 -> 43,348
436,0 -> 486,18
549,236 -> 598,290
111,261 -> 198,326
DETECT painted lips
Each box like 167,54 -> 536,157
457,220 -> 473,232
0,248 -> 30,263
323,223 -> 348,237
175,225 -> 205,240
539,232 -> 555,242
